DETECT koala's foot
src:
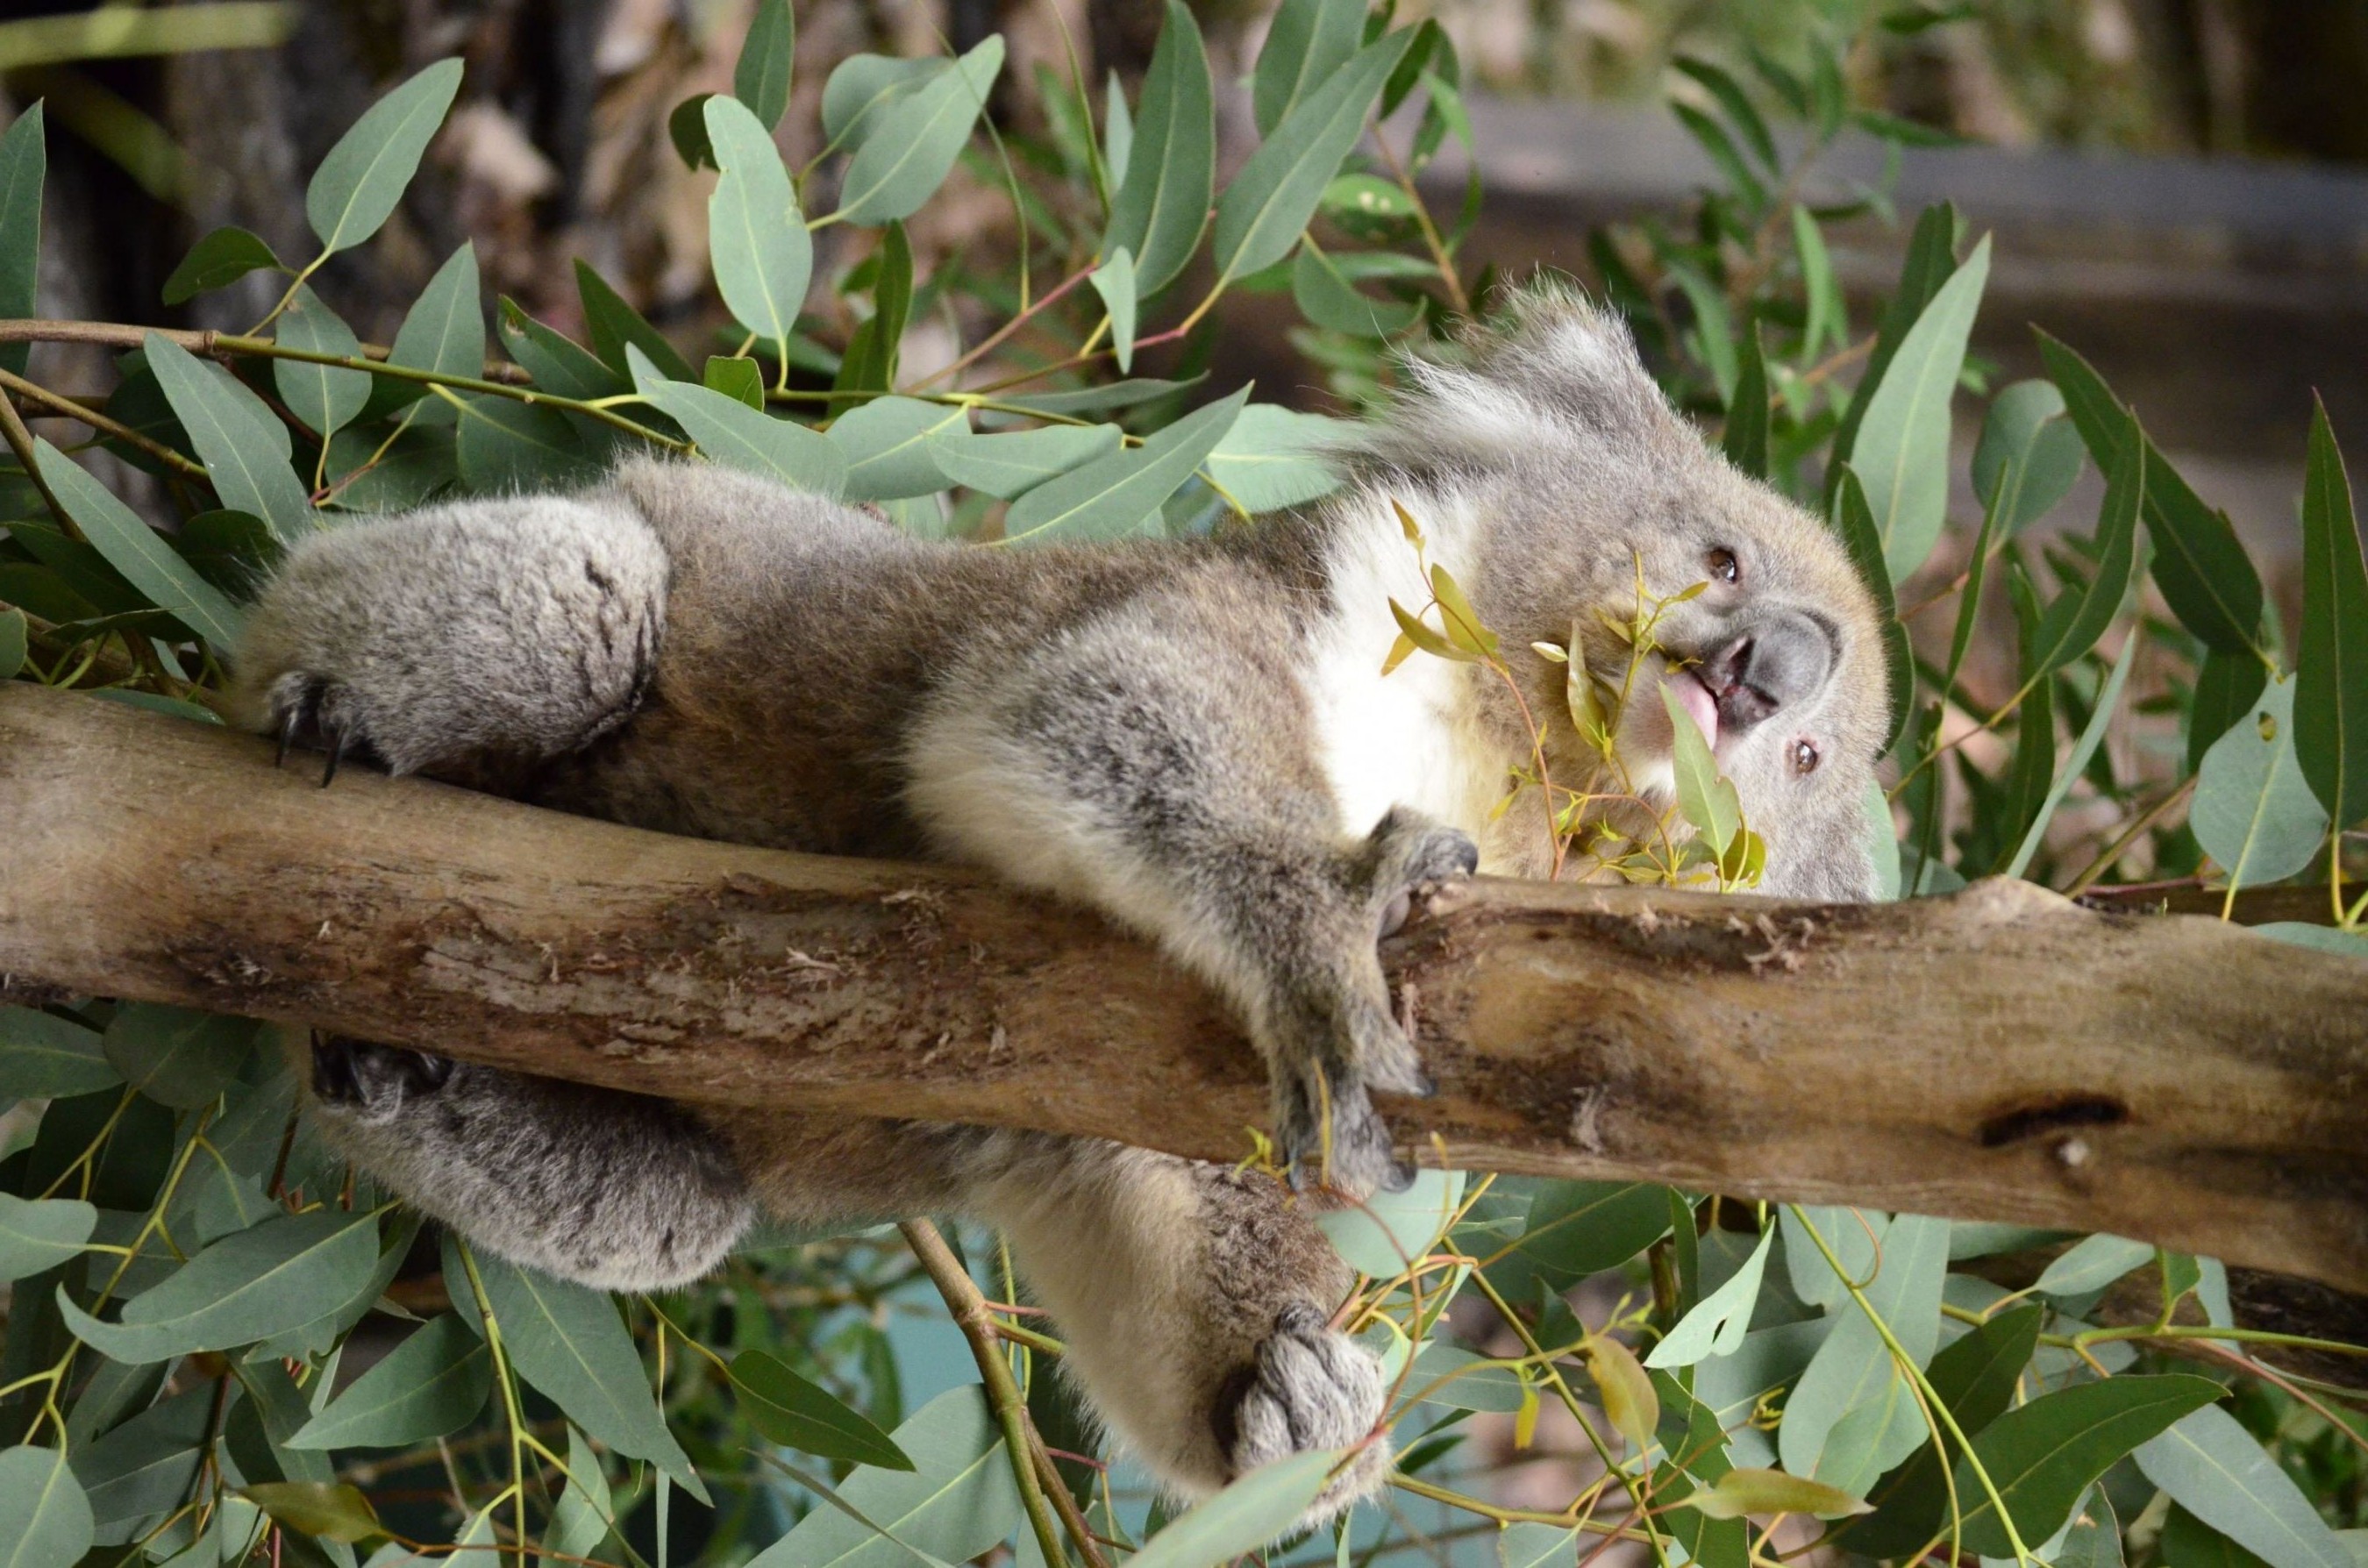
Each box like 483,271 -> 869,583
1220,1304 -> 1392,1522
228,494 -> 668,788
310,1036 -> 454,1124
1273,808 -> 1477,1197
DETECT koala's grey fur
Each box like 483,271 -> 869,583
229,284 -> 1887,1524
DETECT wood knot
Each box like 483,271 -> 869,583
1978,1094 -> 2129,1149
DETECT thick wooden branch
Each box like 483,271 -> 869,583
4,682 -> 2366,1294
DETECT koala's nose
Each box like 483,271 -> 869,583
1701,611 -> 1834,734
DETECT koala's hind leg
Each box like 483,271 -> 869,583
303,1037 -> 752,1292
972,1138 -> 1390,1524
226,492 -> 667,788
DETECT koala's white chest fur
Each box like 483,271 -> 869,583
1302,497 -> 1521,870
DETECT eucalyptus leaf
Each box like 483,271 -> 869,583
1103,2 -> 1213,299
629,346 -> 845,494
1205,403 -> 1346,512
2193,674 -> 2326,890
733,0 -> 795,129
140,333 -> 316,542
1851,234 -> 1990,581
0,104 -> 44,377
1973,381 -> 2083,535
1091,246 -> 1138,372
705,93 -> 812,359
1949,1374 -> 2224,1557
576,260 -> 691,384
369,243 -> 484,418
1003,387 -> 1246,544
2297,399 -> 2368,830
2035,1233 -> 2156,1298
1127,1447 -> 1340,1568
0,1195 -> 96,1282
1292,242 -> 1421,338
731,1350 -> 913,1470
2136,1404 -> 2354,1568
453,395 -> 601,492
289,1315 -> 490,1450
832,38 -> 1002,226
1317,1169 -> 1465,1277
30,439 -> 246,648
0,1444 -> 94,1568
0,1005 -> 118,1098
305,59 -> 464,255
1253,0 -> 1366,134
745,1386 -> 1018,1568
0,605 -> 21,681
57,1210 -> 382,1363
274,287 -> 371,440
825,396 -> 962,501
929,421 -> 1117,499
1213,29 -> 1416,285
1648,1224 -> 1772,1368
162,225 -> 280,308
497,300 -> 624,401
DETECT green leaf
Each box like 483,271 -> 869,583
0,605 -> 21,680
2165,1504 -> 2275,1568
746,1386 -> 1019,1567
1291,241 -> 1420,338
2027,419 -> 2143,681
1317,1169 -> 1465,1277
274,287 -> 371,440
819,55 -> 939,150
831,38 -> 1002,226
30,439 -> 246,648
2253,923 -> 2368,959
289,1315 -> 490,1450
0,1195 -> 95,1282
1003,386 -> 1246,544
99,1003 -> 256,1109
1839,1302 -> 2047,1557
995,375 -> 1203,417
1780,1214 -> 1949,1494
71,1384 -> 210,1530
2190,644 -> 2271,773
2002,627 -> 2139,880
1851,234 -> 1990,581
667,92 -> 717,170
706,94 -> 813,360
2193,674 -> 2326,891
364,242 -> 484,421
241,1480 -> 382,1544
305,59 -> 464,255
733,0 -> 795,129
1499,1522 -> 1580,1568
2136,1404 -> 2354,1568
1102,68 -> 1134,189
1687,1467 -> 1872,1522
1673,57 -> 1780,173
1405,1343 -> 1526,1413
2298,398 -> 2368,831
1091,246 -> 1138,373
1484,1181 -> 1672,1299
0,104 -> 44,378
141,332 -> 315,542
575,260 -> 690,384
927,421 -> 1118,499
1205,403 -> 1346,513
1127,1448 -> 1340,1568
1973,380 -> 2083,535
1253,0 -> 1366,135
1647,1225 -> 1772,1368
628,346 -> 845,494
2036,1232 -> 2157,1297
0,1007 -> 117,1098
1723,318 -> 1769,479
497,300 -> 624,400
1949,1373 -> 2224,1557
2038,329 -> 2266,658
1792,205 -> 1842,356
163,226 -> 282,307
57,1209 -> 382,1363
1829,203 -> 1960,497
324,424 -> 456,513
462,1249 -> 707,1502
0,1445 -> 94,1568
1214,29 -> 1416,286
1103,2 -> 1214,300
826,395 -> 961,501
1662,683 -> 1741,856
544,1428 -> 611,1566
731,1350 -> 914,1470
833,220 -> 911,395
703,354 -> 766,409
1672,102 -> 1766,210
1829,467 -> 1913,754
453,395 -> 600,492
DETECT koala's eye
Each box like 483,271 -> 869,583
1708,548 -> 1739,584
1793,739 -> 1820,775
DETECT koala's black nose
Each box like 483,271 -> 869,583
1701,610 -> 1834,734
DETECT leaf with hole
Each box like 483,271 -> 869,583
2193,674 -> 2326,893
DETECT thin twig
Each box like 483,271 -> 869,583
0,318 -> 534,382
0,364 -> 208,479
898,1219 -> 1075,1568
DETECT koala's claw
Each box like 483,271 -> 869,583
1277,1068 -> 1410,1197
312,1037 -> 458,1125
264,674 -> 378,788
1221,1304 -> 1391,1515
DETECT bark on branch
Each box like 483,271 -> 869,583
4,682 -> 2366,1294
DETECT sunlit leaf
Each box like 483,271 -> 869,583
1687,1467 -> 1872,1521
1205,403 -> 1347,512
1648,1224 -> 1772,1368
242,1481 -> 382,1544
1662,683 -> 1741,856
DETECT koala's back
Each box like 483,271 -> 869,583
536,461 -> 1316,858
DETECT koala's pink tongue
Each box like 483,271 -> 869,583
1668,674 -> 1720,752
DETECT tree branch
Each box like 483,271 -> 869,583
4,682 -> 2366,1293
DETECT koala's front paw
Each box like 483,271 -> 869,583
262,674 -> 387,787
311,1037 -> 457,1125
1220,1304 -> 1391,1522
1273,809 -> 1477,1195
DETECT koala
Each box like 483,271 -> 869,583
227,283 -> 1887,1524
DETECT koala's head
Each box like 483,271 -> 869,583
1359,281 -> 1891,900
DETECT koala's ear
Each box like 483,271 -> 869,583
1460,280 -> 1670,440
